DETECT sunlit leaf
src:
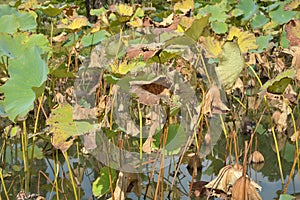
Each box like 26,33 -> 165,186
212,21 -> 227,34
197,1 -> 228,22
215,41 -> 244,90
47,103 -> 95,152
228,26 -> 258,53
0,32 -> 49,121
235,0 -> 258,21
174,0 -> 194,14
116,4 -> 133,16
67,16 -> 88,30
269,4 -> 296,25
200,36 -> 222,58
0,15 -> 19,34
93,167 -> 117,197
39,4 -> 66,17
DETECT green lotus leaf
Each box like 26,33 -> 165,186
212,21 -> 228,34
47,103 -> 95,152
93,167 -> 117,197
236,0 -> 258,21
251,14 -> 269,29
81,30 -> 111,47
269,4 -> 296,25
153,124 -> 187,155
0,15 -> 19,34
0,47 -> 48,121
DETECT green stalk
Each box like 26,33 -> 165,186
0,168 -> 9,199
63,151 -> 78,200
21,120 -> 29,193
138,101 -> 143,160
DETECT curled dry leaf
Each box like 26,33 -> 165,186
231,176 -> 262,200
205,165 -> 243,194
130,76 -> 171,105
203,85 -> 229,117
291,46 -> 300,81
249,151 -> 264,164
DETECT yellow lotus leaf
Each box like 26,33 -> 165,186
127,17 -> 143,28
67,16 -> 88,30
110,60 -> 146,75
174,0 -> 194,14
200,36 -> 223,58
215,41 -> 244,90
179,16 -> 194,30
91,22 -> 101,33
228,26 -> 258,53
117,4 -> 133,16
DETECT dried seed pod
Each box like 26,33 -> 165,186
249,151 -> 264,164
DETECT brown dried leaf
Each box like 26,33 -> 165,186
129,76 -> 171,105
285,19 -> 300,46
205,165 -> 243,194
291,46 -> 300,81
203,85 -> 229,117
249,151 -> 264,164
231,177 -> 262,200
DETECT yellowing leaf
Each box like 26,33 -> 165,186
117,4 -> 133,16
174,0 -> 194,14
127,17 -> 143,28
200,36 -> 223,58
67,16 -> 88,30
227,26 -> 257,53
179,16 -> 194,30
216,41 -> 244,90
110,60 -> 146,75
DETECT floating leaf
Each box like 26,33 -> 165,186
93,167 -> 117,197
47,103 -> 94,152
174,0 -> 194,14
279,194 -> 296,200
235,0 -> 258,21
269,4 -> 296,25
215,41 -> 244,90
228,26 -> 258,53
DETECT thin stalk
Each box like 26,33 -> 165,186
30,93 -> 44,177
21,121 -> 29,193
138,101 -> 143,160
0,168 -> 9,199
219,114 -> 228,139
63,151 -> 78,200
282,150 -> 298,194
